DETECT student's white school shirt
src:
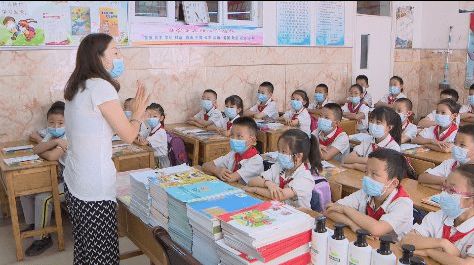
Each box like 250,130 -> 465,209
460,104 -> 473,114
419,125 -> 458,143
354,135 -> 401,157
283,108 -> 311,136
42,133 -> 67,166
226,115 -> 240,131
64,78 -> 118,202
213,150 -> 264,184
337,188 -> 414,239
425,110 -> 461,125
403,122 -> 418,140
262,163 -> 314,209
146,126 -> 168,157
413,210 -> 474,258
316,128 -> 350,162
379,93 -> 407,104
249,99 -> 279,120
138,123 -> 150,138
362,89 -> 373,107
194,107 -> 226,129
308,98 -> 334,110
425,158 -> 458,179
341,103 -> 371,131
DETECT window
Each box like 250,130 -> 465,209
207,1 -> 219,23
222,1 -> 260,26
135,1 -> 168,17
357,1 -> 391,16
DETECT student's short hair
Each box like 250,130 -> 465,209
356,75 -> 369,85
390,75 -> 404,86
316,83 -> 329,94
225,95 -> 244,116
232,116 -> 258,136
47,101 -> 65,117
125,98 -> 133,103
458,124 -> 474,139
440,88 -> 459,102
368,148 -> 416,182
146,103 -> 165,125
203,89 -> 218,99
395,98 -> 413,111
350,84 -> 364,94
259,82 -> 274,93
438,98 -> 461,114
323,103 -> 343,121
292,89 -> 310,108
455,164 -> 474,192
470,83 -> 474,91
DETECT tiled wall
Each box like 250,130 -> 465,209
0,46 -> 352,142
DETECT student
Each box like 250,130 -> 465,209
375,76 -> 407,108
460,84 -> 474,123
394,98 -> 418,144
343,106 -> 402,172
187,89 -> 225,129
30,101 -> 64,143
413,98 -> 460,153
342,84 -> 371,133
244,129 -> 322,209
356,74 -> 373,107
418,124 -> 474,188
326,148 -> 414,239
20,101 -> 67,256
245,81 -> 279,120
280,89 -> 312,136
202,117 -> 264,184
308,83 -> 333,115
316,103 -> 350,162
419,88 -> 461,128
123,97 -> 134,119
135,103 -> 170,168
401,164 -> 474,265
220,95 -> 244,137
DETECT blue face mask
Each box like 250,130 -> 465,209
48,127 -> 65,138
368,123 -> 386,139
317,117 -> 333,133
291,100 -> 303,111
351,96 -> 361,104
124,111 -> 132,120
201,100 -> 213,112
469,95 -> 474,106
277,153 -> 294,170
435,114 -> 452,127
257,93 -> 268,103
225,107 -> 238,120
362,176 -> 391,197
314,93 -> 325,103
452,145 -> 470,164
108,58 -> 125,78
389,86 -> 401,95
146,118 -> 160,129
439,191 -> 467,219
230,139 -> 248,154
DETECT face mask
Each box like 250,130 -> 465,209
108,58 -> 125,78
230,139 -> 248,154
435,114 -> 452,127
351,97 -> 361,104
291,100 -> 303,111
277,153 -> 294,170
469,95 -> 474,106
146,118 -> 160,129
398,112 -> 407,123
257,93 -> 268,103
317,117 -> 333,133
439,191 -> 468,219
124,111 -> 132,120
201,100 -> 213,111
314,93 -> 325,103
48,127 -> 65,138
362,176 -> 391,197
389,86 -> 401,95
368,123 -> 386,139
452,145 -> 470,164
225,107 -> 238,120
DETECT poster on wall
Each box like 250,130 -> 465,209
315,1 -> 344,46
0,1 -> 44,46
276,1 -> 310,46
465,13 -> 474,88
395,6 -> 414,49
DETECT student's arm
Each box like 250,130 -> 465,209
246,176 -> 267,187
343,163 -> 367,172
424,143 -> 452,153
254,112 -> 268,119
401,232 -> 456,252
418,117 -> 436,129
343,112 -> 365,120
202,161 -> 231,181
33,140 -> 58,154
424,249 -> 473,265
187,120 -> 205,128
341,205 -> 395,237
321,146 -> 341,161
412,135 -> 434,145
244,109 -> 258,117
401,134 -> 411,144
39,147 -> 65,161
417,172 -> 445,186
325,203 -> 361,232
30,132 -> 43,144
205,124 -> 221,132
343,151 -> 368,165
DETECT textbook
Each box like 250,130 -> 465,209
3,154 -> 40,166
421,193 -> 441,208
128,170 -> 159,225
2,145 -> 33,153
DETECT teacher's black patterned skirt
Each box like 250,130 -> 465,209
65,185 -> 119,265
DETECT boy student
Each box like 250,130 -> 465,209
355,75 -> 373,107
187,89 -> 226,129
394,98 -> 418,144
460,84 -> 474,123
308,83 -> 333,115
245,81 -> 279,120
202,117 -> 264,184
419,88 -> 461,128
30,101 -> 64,143
315,103 -> 350,162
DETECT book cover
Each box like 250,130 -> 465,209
166,180 -> 241,203
157,169 -> 216,189
188,193 -> 262,220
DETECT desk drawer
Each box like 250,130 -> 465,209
114,155 -> 152,172
11,167 -> 53,195
200,142 -> 230,163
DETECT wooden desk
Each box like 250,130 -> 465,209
340,119 -> 357,135
112,142 -> 156,172
0,141 -> 64,261
261,126 -> 292,152
404,148 -> 451,166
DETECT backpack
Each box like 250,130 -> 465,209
166,132 -> 189,166
310,115 -> 318,133
310,173 -> 331,212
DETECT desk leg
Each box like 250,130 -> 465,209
50,166 -> 64,251
5,172 -> 23,261
192,142 -> 199,166
149,153 -> 156,169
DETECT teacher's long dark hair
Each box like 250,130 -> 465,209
64,33 -> 120,101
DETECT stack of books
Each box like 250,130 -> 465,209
128,170 -> 159,225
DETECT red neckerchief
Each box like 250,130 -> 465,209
442,225 -> 474,243
233,147 -> 259,172
451,161 -> 460,172
366,186 -> 410,220
257,99 -> 270,112
148,124 -> 164,137
319,127 -> 343,146
227,121 -> 233,130
348,102 -> 363,113
204,113 -> 210,121
279,163 -> 309,189
434,123 -> 458,142
388,95 -> 397,105
371,135 -> 394,151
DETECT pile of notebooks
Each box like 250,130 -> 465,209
128,170 -> 159,226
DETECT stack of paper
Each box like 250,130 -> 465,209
218,201 -> 314,263
2,145 -> 33,153
3,154 -> 40,166
400,143 -> 421,151
128,170 -> 159,226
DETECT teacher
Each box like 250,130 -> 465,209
63,33 -> 148,264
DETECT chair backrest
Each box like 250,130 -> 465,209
328,181 -> 342,202
410,157 -> 436,179
153,227 -> 201,265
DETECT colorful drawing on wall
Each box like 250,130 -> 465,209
0,1 -> 44,46
276,1 -> 310,46
99,7 -> 119,37
465,13 -> 474,88
70,6 -> 91,36
43,8 -> 70,45
395,6 -> 414,49
315,1 -> 345,46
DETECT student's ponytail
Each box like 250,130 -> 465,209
309,134 -> 323,174
278,129 -> 322,175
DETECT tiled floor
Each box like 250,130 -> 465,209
0,216 -> 149,265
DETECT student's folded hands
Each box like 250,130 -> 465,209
265,181 -> 284,200
325,202 -> 344,214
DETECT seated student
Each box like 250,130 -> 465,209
202,117 -> 264,184
326,148 -> 414,239
394,98 -> 418,144
401,164 -> 474,265
245,81 -> 279,120
460,84 -> 474,123
244,129 -> 322,209
219,95 -> 243,137
123,97 -> 134,119
316,103 -> 350,162
356,74 -> 373,107
308,83 -> 333,115
375,76 -> 407,108
280,90 -> 312,136
135,103 -> 170,168
418,124 -> 474,188
413,98 -> 460,153
30,101 -> 65,143
342,84 -> 371,133
20,101 -> 68,256
343,106 -> 402,172
419,88 -> 461,128
187,89 -> 225,129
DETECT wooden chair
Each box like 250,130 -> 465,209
328,181 -> 342,202
153,227 -> 201,265
409,157 -> 436,179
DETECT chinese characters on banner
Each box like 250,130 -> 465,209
276,1 -> 310,46
395,6 -> 414,48
315,1 -> 344,46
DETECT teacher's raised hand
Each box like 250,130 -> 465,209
131,80 -> 150,122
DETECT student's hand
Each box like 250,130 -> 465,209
54,138 -> 68,151
265,181 -> 284,200
326,203 -> 345,214
137,137 -> 148,146
242,186 -> 256,193
440,238 -> 461,256
223,172 -> 241,182
439,142 -> 453,151
341,163 -> 355,169
414,249 -> 429,257
349,223 -> 361,233
216,167 -> 232,181
320,145 -> 328,153
131,80 -> 150,121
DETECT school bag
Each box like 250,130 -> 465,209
310,173 -> 331,212
310,115 -> 318,132
166,132 -> 189,166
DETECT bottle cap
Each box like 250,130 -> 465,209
410,256 -> 425,265
377,235 -> 395,255
354,229 -> 370,247
332,223 -> 346,240
399,244 -> 415,264
315,216 -> 327,233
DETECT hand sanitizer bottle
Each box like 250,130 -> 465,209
370,235 -> 396,265
327,223 -> 349,265
348,229 -> 372,265
311,216 -> 329,264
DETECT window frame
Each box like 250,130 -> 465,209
130,1 -> 176,24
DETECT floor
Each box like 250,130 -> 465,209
0,215 -> 149,265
